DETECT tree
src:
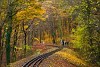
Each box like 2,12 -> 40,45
4,0 -> 45,65
71,0 -> 100,65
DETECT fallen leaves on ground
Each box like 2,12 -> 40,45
9,46 -> 57,67
40,48 -> 90,67
40,54 -> 76,67
55,48 -> 88,67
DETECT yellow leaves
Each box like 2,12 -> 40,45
14,46 -> 22,50
34,16 -> 46,21
44,32 -> 52,43
24,25 -> 28,29
34,38 -> 39,41
56,48 -> 87,66
16,8 -> 45,21
16,10 -> 27,20
24,0 -> 36,6
16,1 -> 46,21
27,6 -> 34,10
51,6 -> 55,9
40,17 -> 45,21
46,1 -> 52,4
34,22 -> 39,25
45,15 -> 48,18
35,2 -> 40,5
38,9 -> 45,15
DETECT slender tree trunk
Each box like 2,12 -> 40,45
28,31 -> 30,45
0,51 -> 3,67
6,0 -> 13,64
28,25 -> 33,45
28,31 -> 33,45
0,27 -> 1,51
0,27 -> 4,67
0,27 -> 2,67
12,29 -> 18,62
24,32 -> 27,53
22,22 -> 27,54
6,25 -> 12,65
39,26 -> 42,43
58,17 -> 62,39
68,18 -> 71,34
40,30 -> 42,43
86,0 -> 93,46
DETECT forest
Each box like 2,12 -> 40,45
0,0 -> 100,67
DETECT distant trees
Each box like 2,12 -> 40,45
41,0 -> 72,44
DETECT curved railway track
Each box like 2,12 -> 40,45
23,47 -> 62,67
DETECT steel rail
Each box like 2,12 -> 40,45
23,47 -> 62,67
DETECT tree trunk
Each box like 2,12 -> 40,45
12,29 -> 18,62
28,25 -> 33,45
39,28 -> 42,43
22,22 -> 27,54
6,26 -> 12,65
68,18 -> 71,34
0,27 -> 2,67
86,0 -> 93,46
0,27 -> 1,51
6,1 -> 13,64
24,32 -> 27,53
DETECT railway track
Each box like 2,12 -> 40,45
23,47 -> 62,67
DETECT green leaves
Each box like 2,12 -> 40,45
71,0 -> 100,65
23,45 -> 31,50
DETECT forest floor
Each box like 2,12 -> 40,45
9,45 -> 58,67
40,48 -> 90,67
9,46 -> 93,67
